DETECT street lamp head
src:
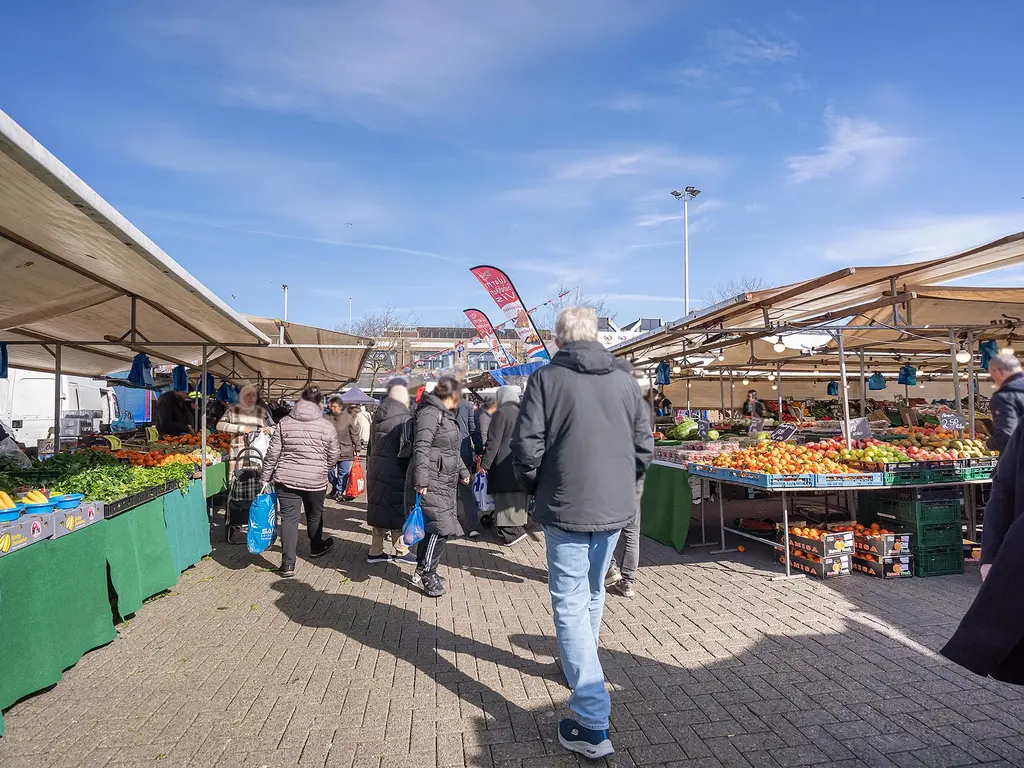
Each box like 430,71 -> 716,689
685,186 -> 701,197
670,190 -> 683,199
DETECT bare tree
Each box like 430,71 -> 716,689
542,280 -> 618,332
341,305 -> 418,394
703,275 -> 771,306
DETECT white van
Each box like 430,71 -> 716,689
0,369 -> 119,446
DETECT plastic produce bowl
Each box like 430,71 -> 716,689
22,501 -> 56,514
50,493 -> 84,509
0,503 -> 24,522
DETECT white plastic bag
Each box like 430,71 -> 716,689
473,471 -> 495,512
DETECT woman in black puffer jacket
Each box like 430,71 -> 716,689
365,381 -> 414,563
407,375 -> 470,597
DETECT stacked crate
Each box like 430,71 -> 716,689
858,487 -> 964,576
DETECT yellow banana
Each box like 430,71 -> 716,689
28,490 -> 47,504
0,492 -> 12,509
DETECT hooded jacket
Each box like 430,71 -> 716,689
365,394 -> 413,530
943,420 -> 1024,682
407,392 -> 471,537
480,387 -> 522,495
261,399 -> 341,491
511,340 -> 654,532
988,373 -> 1024,453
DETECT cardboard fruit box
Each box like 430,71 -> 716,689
780,550 -> 851,579
785,528 -> 854,558
853,554 -> 913,579
855,531 -> 913,558
0,513 -> 54,558
52,501 -> 105,539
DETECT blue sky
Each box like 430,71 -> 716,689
4,1 -> 1024,329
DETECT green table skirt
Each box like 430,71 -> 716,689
640,463 -> 693,552
204,462 -> 227,497
0,523 -> 117,736
0,483 -> 213,734
163,480 -> 211,573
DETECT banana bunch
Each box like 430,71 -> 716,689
20,490 -> 49,505
0,491 -> 17,509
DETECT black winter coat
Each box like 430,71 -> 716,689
511,341 -> 654,532
407,393 -> 471,537
366,396 -> 412,530
988,373 -> 1024,453
455,399 -> 477,469
480,402 -> 520,494
474,409 -> 492,454
943,421 -> 1024,682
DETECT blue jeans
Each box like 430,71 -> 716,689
329,459 -> 353,497
543,524 -> 620,731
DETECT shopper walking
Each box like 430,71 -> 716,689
986,354 -> 1024,453
942,418 -> 1024,682
260,387 -> 340,577
511,306 -> 653,759
216,384 -> 273,471
604,478 -> 643,598
355,405 -> 372,447
327,398 -> 362,500
474,396 -> 497,455
409,375 -> 471,597
455,395 -> 481,538
480,386 -> 528,545
365,380 -> 414,564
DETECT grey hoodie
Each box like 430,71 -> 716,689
511,340 -> 653,532
261,399 -> 341,491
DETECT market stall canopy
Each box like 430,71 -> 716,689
0,109 -> 270,377
337,387 -> 377,405
205,317 -> 373,396
614,232 -> 1024,369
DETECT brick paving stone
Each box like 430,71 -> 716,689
3,500 -> 1024,768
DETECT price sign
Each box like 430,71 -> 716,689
841,417 -> 872,440
939,411 -> 967,431
770,424 -> 797,441
697,419 -> 710,440
748,417 -> 765,435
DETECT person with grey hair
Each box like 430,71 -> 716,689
511,305 -> 653,759
987,353 -> 1024,453
480,385 -> 527,545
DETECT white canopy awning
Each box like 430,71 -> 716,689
0,108 -> 270,376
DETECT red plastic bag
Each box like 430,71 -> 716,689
345,457 -> 366,498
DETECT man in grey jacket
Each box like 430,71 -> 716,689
511,306 -> 653,760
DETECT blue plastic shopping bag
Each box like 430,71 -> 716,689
247,484 -> 278,554
402,493 -> 426,547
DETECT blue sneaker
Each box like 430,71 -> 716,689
558,718 -> 613,759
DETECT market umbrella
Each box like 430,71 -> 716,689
338,388 -> 377,405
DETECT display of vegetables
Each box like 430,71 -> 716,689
50,461 -> 196,501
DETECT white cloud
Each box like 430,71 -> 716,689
635,198 -> 726,227
140,0 -> 659,122
787,107 -> 915,184
707,30 -> 800,65
819,213 -> 1024,265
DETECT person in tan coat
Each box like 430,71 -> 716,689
261,387 -> 341,576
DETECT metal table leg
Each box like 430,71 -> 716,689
691,477 -> 716,547
771,490 -> 803,581
712,481 -> 737,554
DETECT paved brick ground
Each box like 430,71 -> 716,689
2,498 -> 1024,767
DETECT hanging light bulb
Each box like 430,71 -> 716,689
767,372 -> 775,381
741,378 -> 749,385
672,364 -> 681,374
773,341 -> 786,353
717,350 -> 725,361
771,383 -> 778,390
954,345 -> 971,364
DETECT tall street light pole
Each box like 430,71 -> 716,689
671,186 -> 701,315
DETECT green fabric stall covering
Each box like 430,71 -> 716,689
163,480 -> 211,573
103,499 -> 178,618
0,523 -> 117,736
204,462 -> 227,498
640,463 -> 693,552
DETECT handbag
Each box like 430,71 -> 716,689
345,456 -> 366,498
402,493 -> 426,547
246,484 -> 279,554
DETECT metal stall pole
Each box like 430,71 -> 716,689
729,371 -> 734,415
776,362 -> 782,416
859,350 -> 867,416
53,344 -> 62,452
836,331 -> 853,449
950,329 -> 962,430
967,330 -> 976,440
201,345 -> 208,500
719,373 -> 725,421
